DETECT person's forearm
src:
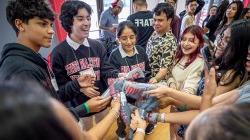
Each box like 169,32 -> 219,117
72,103 -> 88,117
167,88 -> 202,109
133,132 -> 145,140
154,68 -> 168,81
57,80 -> 83,102
99,25 -> 110,31
87,108 -> 118,139
165,110 -> 200,125
212,89 -> 239,106
200,94 -> 213,111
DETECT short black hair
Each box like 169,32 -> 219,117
185,0 -> 197,6
169,0 -> 177,3
117,20 -> 138,38
153,2 -> 174,20
0,80 -> 73,140
132,0 -> 147,5
187,103 -> 250,140
60,0 -> 92,34
6,0 -> 55,35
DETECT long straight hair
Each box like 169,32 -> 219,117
215,19 -> 250,84
217,1 -> 243,31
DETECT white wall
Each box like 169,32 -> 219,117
176,0 -> 186,16
0,0 -> 16,57
147,0 -> 165,10
147,0 -> 185,16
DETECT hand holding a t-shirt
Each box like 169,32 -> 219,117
86,96 -> 112,112
130,109 -> 146,130
77,74 -> 95,88
80,86 -> 100,98
118,73 -> 127,78
149,77 -> 158,84
109,26 -> 117,33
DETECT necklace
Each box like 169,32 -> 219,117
70,45 -> 91,72
124,54 -> 139,71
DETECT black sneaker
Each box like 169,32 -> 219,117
145,123 -> 156,135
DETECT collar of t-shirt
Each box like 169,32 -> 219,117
66,35 -> 90,50
154,30 -> 172,38
118,45 -> 139,58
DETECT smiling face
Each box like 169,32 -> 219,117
180,32 -> 200,57
70,8 -> 91,41
118,26 -> 137,53
153,12 -> 171,35
214,28 -> 231,58
187,1 -> 198,14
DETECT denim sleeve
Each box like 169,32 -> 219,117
236,81 -> 250,104
99,12 -> 108,27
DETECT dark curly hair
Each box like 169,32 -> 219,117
6,0 -> 55,35
60,1 -> 92,34
153,2 -> 174,20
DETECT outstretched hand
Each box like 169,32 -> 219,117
144,86 -> 169,99
86,96 -> 111,113
110,98 -> 121,112
149,77 -> 158,84
200,67 -> 217,111
204,67 -> 217,98
130,109 -> 146,130
81,86 -> 100,98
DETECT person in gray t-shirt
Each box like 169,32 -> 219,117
99,0 -> 123,42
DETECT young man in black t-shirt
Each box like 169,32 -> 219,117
127,0 -> 154,50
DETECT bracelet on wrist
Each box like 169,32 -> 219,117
136,128 -> 145,135
83,102 -> 90,114
161,113 -> 166,123
110,109 -> 119,118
